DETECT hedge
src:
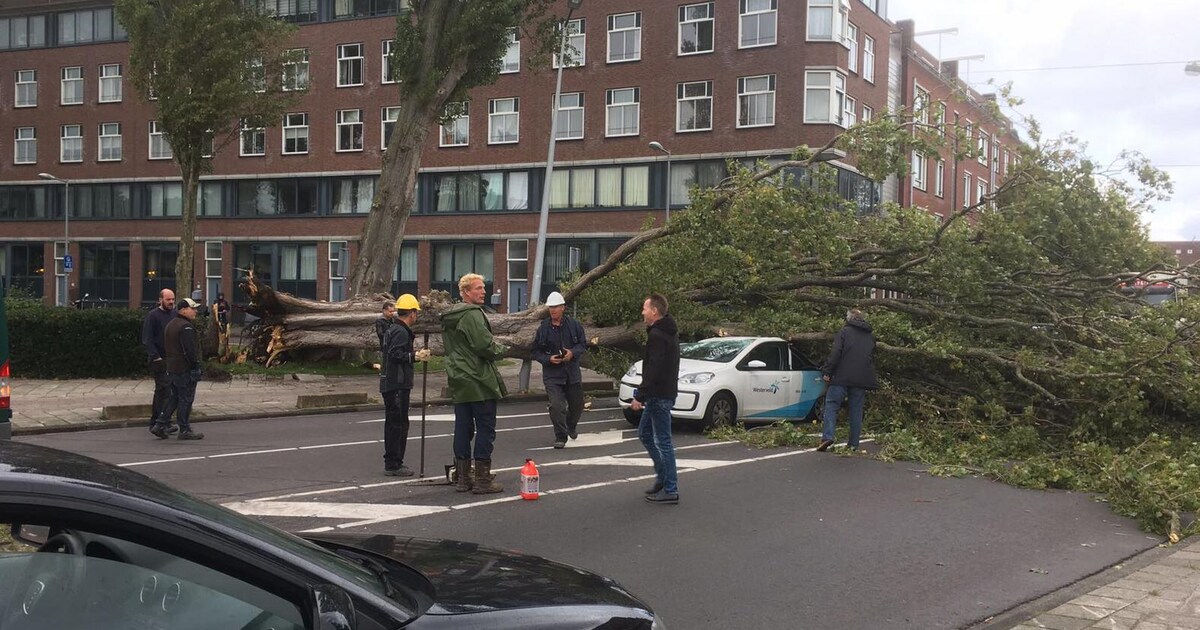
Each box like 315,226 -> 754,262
6,298 -> 147,379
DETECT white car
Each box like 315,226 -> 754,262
618,336 -> 826,428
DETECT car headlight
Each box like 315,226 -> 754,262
678,372 -> 714,384
626,364 -> 639,377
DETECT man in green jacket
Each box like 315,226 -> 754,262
441,273 -> 507,494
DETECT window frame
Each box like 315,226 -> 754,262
555,92 -> 585,141
934,159 -> 945,198
15,126 -> 37,165
678,2 -> 715,56
98,121 -> 121,162
737,74 -> 776,128
500,28 -> 520,74
605,87 -> 641,137
863,35 -> 876,83
335,108 -> 364,152
911,151 -> 927,191
98,63 -> 122,103
336,42 -> 364,88
282,112 -> 310,155
803,69 -> 846,126
487,97 -> 520,145
676,80 -> 713,133
383,106 -> 401,150
846,23 -> 858,73
240,122 -> 266,157
283,48 -> 309,91
607,11 -> 642,63
60,123 -> 83,163
440,102 -> 470,147
148,120 -> 172,160
15,69 -> 38,108
60,66 -> 83,105
740,0 -> 778,48
381,39 -> 397,84
553,18 -> 586,68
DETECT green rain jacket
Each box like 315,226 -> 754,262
440,303 -> 508,404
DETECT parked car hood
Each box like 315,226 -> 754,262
628,357 -> 724,379
308,532 -> 651,616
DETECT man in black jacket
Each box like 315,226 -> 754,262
151,298 -> 204,440
631,294 -> 680,504
141,289 -> 178,435
379,294 -> 425,476
818,309 -> 879,452
532,291 -> 587,449
376,301 -> 396,351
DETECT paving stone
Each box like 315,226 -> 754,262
1049,603 -> 1116,620
1074,595 -> 1135,610
1085,617 -> 1135,630
1128,597 -> 1189,614
1022,613 -> 1095,630
1092,587 -> 1152,601
1173,551 -> 1200,562
1132,571 -> 1182,586
1111,578 -> 1162,593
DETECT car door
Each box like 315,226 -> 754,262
790,344 -> 827,419
737,341 -> 793,419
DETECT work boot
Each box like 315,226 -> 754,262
149,423 -> 169,439
454,458 -> 473,493
177,430 -> 205,440
471,459 -> 504,494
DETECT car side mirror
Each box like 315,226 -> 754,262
746,360 -> 767,369
312,584 -> 356,630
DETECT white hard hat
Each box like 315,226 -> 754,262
546,291 -> 566,307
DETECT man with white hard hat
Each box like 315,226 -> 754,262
532,291 -> 588,448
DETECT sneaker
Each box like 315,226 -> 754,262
553,441 -> 566,449
177,431 -> 205,440
166,425 -> 180,435
149,425 -> 168,439
645,489 -> 679,504
644,481 -> 664,496
385,466 -> 415,477
816,439 -> 834,452
568,430 -> 578,440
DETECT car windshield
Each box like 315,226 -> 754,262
679,338 -> 754,363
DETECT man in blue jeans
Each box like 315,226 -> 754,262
630,294 -> 680,504
818,308 -> 879,452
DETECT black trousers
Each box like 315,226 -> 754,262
149,362 -> 171,427
546,381 -> 584,441
382,389 -> 411,470
157,372 -> 198,431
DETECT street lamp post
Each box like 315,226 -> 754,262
521,0 -> 583,391
38,172 -> 70,306
649,141 -> 672,223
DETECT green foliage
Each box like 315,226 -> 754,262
6,303 -> 146,378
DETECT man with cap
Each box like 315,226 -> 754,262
151,297 -> 205,440
379,294 -> 427,476
532,291 -> 587,448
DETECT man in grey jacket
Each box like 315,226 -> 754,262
818,309 -> 879,452
532,291 -> 587,449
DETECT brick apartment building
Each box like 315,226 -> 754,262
0,0 -> 1016,315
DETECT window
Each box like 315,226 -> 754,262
148,121 -> 172,159
488,98 -> 519,144
804,70 -> 846,125
336,109 -> 363,152
60,124 -> 83,162
741,0 -> 777,47
56,7 -> 124,44
99,122 -> 121,161
15,69 -> 37,107
863,35 -> 875,82
333,0 -> 403,19
605,87 -> 640,136
679,3 -> 714,55
279,243 -> 318,298
978,133 -> 989,165
1003,149 -> 1010,176
432,242 -> 493,292
283,113 -> 309,154
992,141 -> 1000,172
863,0 -> 879,11
738,74 -> 776,128
383,106 -> 401,149
1,15 -> 48,50
846,23 -> 858,72
99,63 -> 122,102
433,171 -> 529,212
241,122 -> 266,156
247,56 -> 266,92
807,0 -> 848,42
549,165 -> 649,208
935,160 -> 945,197
61,66 -> 83,105
283,48 -> 309,91
332,176 -> 377,214
553,18 -> 586,68
607,12 -> 641,63
976,178 -> 987,205
670,161 -> 727,205
337,43 -> 364,87
381,39 -> 397,83
914,85 -> 930,125
962,173 -> 971,207
556,93 -> 584,140
236,180 -> 318,216
259,0 -> 318,23
911,151 -> 926,191
937,102 -> 948,132
329,240 -> 349,301
440,102 -> 469,147
843,95 -> 857,127
677,81 -> 713,132
862,104 -> 873,122
15,127 -> 37,164
501,29 -> 520,73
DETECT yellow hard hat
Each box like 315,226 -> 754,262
395,294 -> 421,311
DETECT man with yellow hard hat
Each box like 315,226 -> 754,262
379,294 -> 427,476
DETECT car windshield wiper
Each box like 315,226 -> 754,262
341,550 -> 397,598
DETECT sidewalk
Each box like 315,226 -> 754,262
8,362 -> 615,436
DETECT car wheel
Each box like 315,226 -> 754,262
804,394 -> 825,423
702,392 -> 737,429
623,407 -> 642,427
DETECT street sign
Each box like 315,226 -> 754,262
63,254 -> 73,272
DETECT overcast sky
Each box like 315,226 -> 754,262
887,0 -> 1200,242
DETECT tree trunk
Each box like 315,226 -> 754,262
175,158 -> 200,298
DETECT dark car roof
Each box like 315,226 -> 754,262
0,439 -> 191,506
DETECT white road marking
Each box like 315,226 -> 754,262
529,430 -> 636,450
223,501 -> 449,521
357,411 -> 558,424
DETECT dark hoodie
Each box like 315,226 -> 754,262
635,315 -> 680,402
821,318 -> 879,389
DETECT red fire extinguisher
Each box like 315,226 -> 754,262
520,459 -> 540,501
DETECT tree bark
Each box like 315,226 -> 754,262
175,157 -> 200,297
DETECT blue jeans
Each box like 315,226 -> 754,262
157,372 -> 198,432
822,384 -> 866,447
454,399 -> 497,461
638,398 -> 678,494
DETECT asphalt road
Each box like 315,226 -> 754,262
21,400 -> 1162,629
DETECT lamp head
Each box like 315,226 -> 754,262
38,172 -> 58,181
649,141 -> 668,154
567,0 -> 583,9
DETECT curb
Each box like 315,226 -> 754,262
12,390 -> 623,437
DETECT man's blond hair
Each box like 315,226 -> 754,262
458,273 -> 485,296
